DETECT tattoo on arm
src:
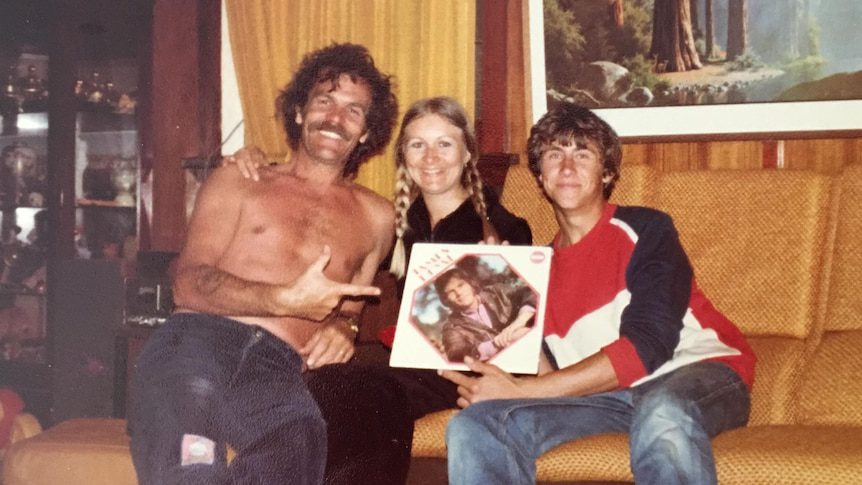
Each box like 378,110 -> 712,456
195,266 -> 231,295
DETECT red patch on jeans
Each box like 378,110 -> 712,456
181,434 -> 215,466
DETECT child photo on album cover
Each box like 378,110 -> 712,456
389,243 -> 552,374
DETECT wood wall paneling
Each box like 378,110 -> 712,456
476,0 -> 509,154
784,138 -> 862,173
623,140 -> 764,171
623,137 -> 861,174
47,2 -> 81,260
146,0 -> 220,252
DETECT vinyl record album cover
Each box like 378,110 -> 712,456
389,243 -> 552,374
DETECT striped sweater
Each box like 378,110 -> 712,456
543,204 -> 756,390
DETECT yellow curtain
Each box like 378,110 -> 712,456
225,0 -> 476,197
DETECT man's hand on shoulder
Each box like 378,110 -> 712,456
272,245 -> 382,321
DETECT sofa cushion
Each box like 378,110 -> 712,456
410,412 -> 636,483
822,164 -> 862,333
2,418 -> 136,485
798,330 -> 862,426
798,165 -> 862,427
712,425 -> 862,484
539,424 -> 862,484
651,170 -> 833,426
535,433 -> 632,483
745,336 -> 808,425
413,417 -> 862,484
411,409 -> 455,458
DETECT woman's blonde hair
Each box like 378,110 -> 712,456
389,96 -> 496,278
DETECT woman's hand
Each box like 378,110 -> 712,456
478,235 -> 510,245
300,319 -> 356,370
222,145 -> 268,181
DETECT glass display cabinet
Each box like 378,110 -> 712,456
1,0 -> 147,425
75,106 -> 139,261
1,48 -> 52,421
0,112 -> 49,365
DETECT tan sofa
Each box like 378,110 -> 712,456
410,163 -> 862,483
4,163 -> 861,484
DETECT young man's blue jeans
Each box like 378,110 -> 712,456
446,361 -> 750,485
128,313 -> 326,485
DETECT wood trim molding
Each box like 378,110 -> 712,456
476,0 -> 529,157
145,0 -> 221,252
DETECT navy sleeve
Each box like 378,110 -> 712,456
616,208 -> 692,374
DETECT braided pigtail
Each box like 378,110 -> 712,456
389,164 -> 415,278
464,159 -> 499,242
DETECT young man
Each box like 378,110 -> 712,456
128,43 -> 406,484
441,102 -> 756,485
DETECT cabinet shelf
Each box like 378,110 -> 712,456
0,284 -> 45,296
76,198 -> 137,209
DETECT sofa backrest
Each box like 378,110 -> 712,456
500,164 -> 557,245
652,169 -> 833,425
608,163 -> 658,207
652,170 -> 832,339
798,163 -> 862,426
819,164 -> 862,334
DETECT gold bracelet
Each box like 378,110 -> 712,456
336,311 -> 360,335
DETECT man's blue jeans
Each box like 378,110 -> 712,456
128,313 -> 326,485
446,362 -> 750,485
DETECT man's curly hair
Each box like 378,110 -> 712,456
276,43 -> 398,179
526,102 -> 622,200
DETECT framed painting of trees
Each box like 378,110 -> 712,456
530,0 -> 862,140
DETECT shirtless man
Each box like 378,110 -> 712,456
128,43 -> 401,485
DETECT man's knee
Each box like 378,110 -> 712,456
631,391 -> 708,456
636,387 -> 701,425
446,405 -> 493,449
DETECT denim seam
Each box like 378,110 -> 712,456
691,366 -> 748,409
228,328 -> 265,387
497,405 -> 539,482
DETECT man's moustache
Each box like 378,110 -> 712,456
312,122 -> 348,140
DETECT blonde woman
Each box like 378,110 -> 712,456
387,96 -> 531,283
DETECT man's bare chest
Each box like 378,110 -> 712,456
250,192 -> 367,235
230,191 -> 375,275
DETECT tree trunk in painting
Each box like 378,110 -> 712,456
786,0 -> 801,59
650,0 -> 702,72
705,0 -> 715,59
610,0 -> 625,28
726,0 -> 748,60
689,0 -> 701,41
798,0 -> 811,57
